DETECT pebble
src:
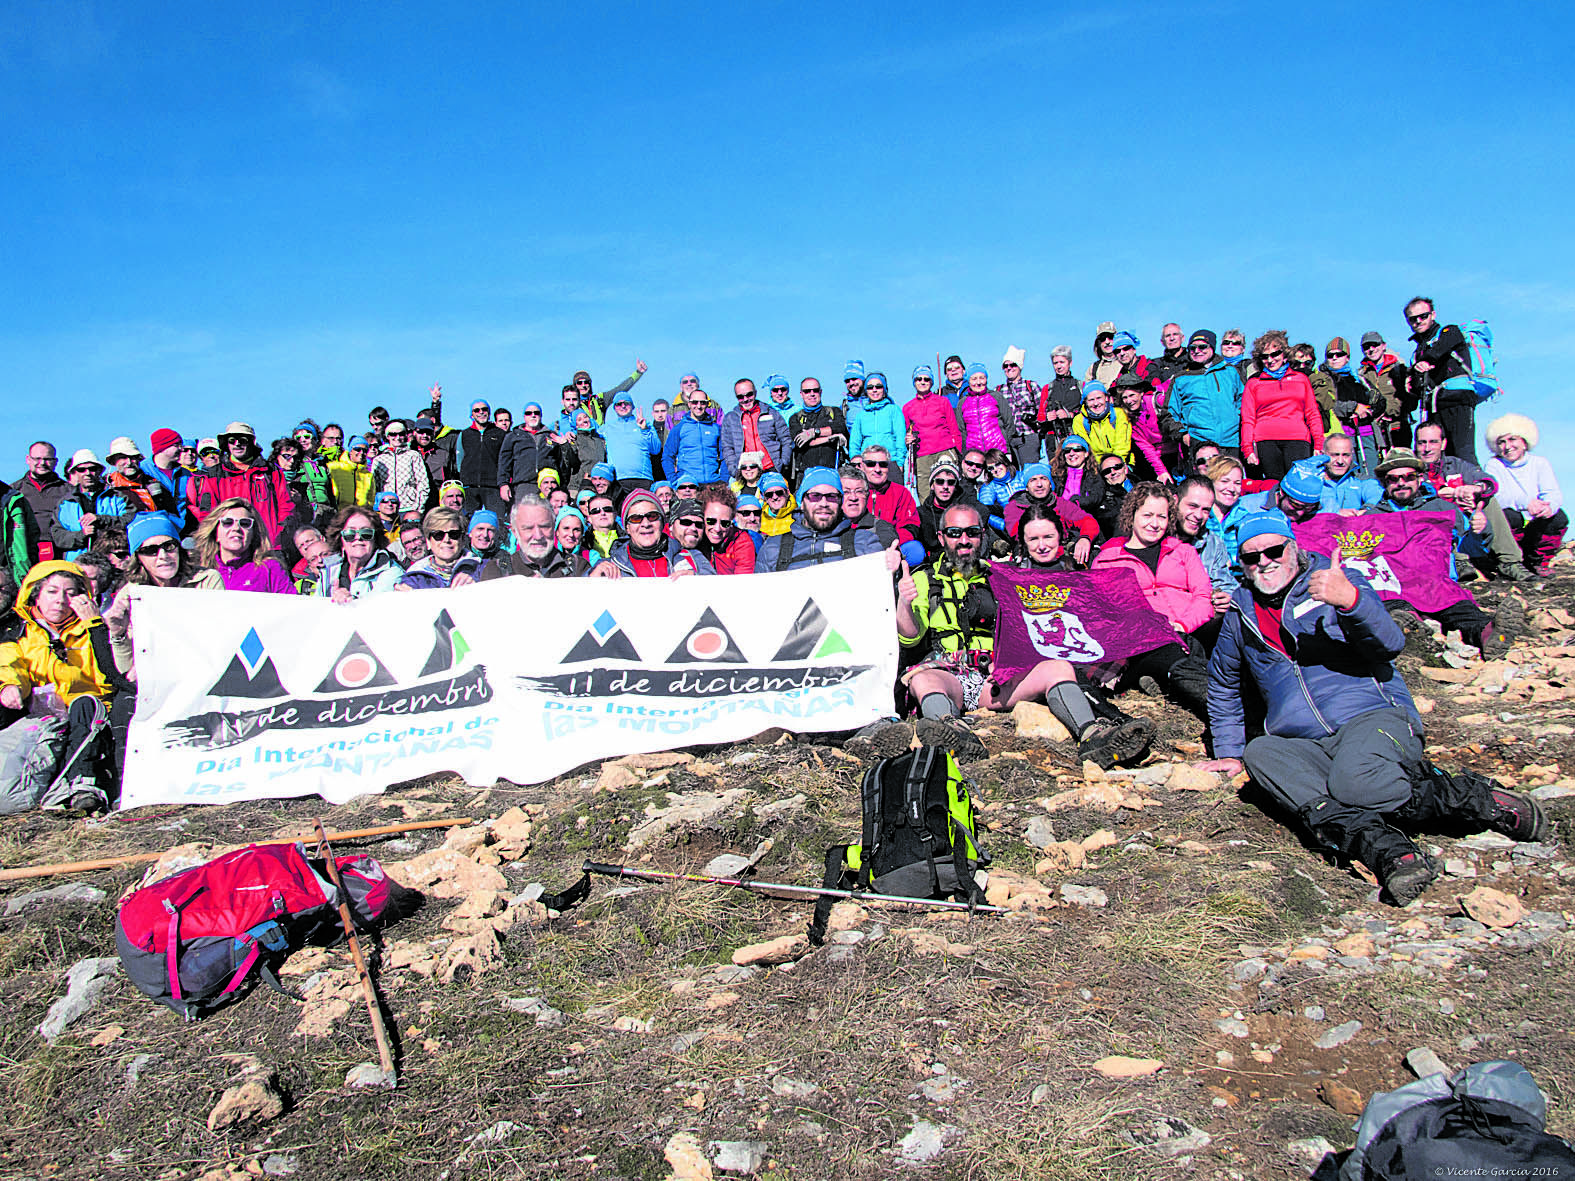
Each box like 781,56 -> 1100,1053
1406,1047 -> 1450,1078
1215,1018 -> 1250,1038
1314,1020 -> 1362,1050
895,1120 -> 955,1166
1286,1137 -> 1336,1165
2,884 -> 107,915
1030,1084 -> 1052,1104
1439,999 -> 1456,1016
770,1075 -> 820,1099
920,1075 -> 964,1102
1303,1006 -> 1325,1022
261,1155 -> 299,1177
1060,884 -> 1108,908
1023,816 -> 1057,850
1130,1117 -> 1211,1158
37,957 -> 120,1043
1232,958 -> 1268,983
710,1140 -> 768,1174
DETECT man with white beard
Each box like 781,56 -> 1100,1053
479,496 -> 588,579
1198,510 -> 1547,906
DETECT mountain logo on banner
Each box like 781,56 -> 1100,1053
563,609 -> 641,663
770,598 -> 851,661
420,609 -> 472,676
208,627 -> 287,699
315,633 -> 400,693
666,608 -> 746,663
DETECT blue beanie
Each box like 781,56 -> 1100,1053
469,509 -> 499,530
522,401 -> 543,414
843,359 -> 865,381
650,480 -> 672,494
964,362 -> 989,382
590,462 -> 617,481
760,472 -> 791,494
1112,330 -> 1141,351
1082,381 -> 1108,398
348,435 -> 368,450
610,390 -> 633,406
182,437 -> 198,449
294,421 -> 317,436
674,473 -> 699,490
1022,463 -> 1053,484
555,506 -> 586,530
912,364 -> 935,382
376,491 -> 399,508
1060,435 -> 1090,452
766,373 -> 789,391
1236,510 -> 1295,548
128,512 -> 182,553
1278,465 -> 1325,505
736,494 -> 762,510
680,371 -> 699,385
795,466 -> 841,497
865,371 -> 888,390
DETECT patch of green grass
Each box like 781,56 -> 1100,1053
1103,887 -> 1272,985
960,1098 -> 1147,1181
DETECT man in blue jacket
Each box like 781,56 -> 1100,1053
1168,329 -> 1245,456
1316,434 -> 1383,513
662,387 -> 725,484
1200,511 -> 1545,905
600,391 -> 662,489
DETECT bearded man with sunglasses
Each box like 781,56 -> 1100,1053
1200,510 -> 1547,906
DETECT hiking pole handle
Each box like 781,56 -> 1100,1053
313,817 -> 397,1085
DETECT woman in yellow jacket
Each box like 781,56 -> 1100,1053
1070,382 -> 1134,466
327,435 -> 375,508
0,560 -> 132,813
757,473 -> 796,537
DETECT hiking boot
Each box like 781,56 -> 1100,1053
845,719 -> 914,762
915,715 -> 988,762
1488,787 -> 1551,843
1497,560 -> 1536,583
1385,603 -> 1423,634
65,790 -> 106,817
1076,717 -> 1156,770
1378,849 -> 1438,906
1136,675 -> 1164,698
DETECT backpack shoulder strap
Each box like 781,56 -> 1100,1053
839,529 -> 857,560
774,535 -> 796,573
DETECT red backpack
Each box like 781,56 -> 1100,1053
115,842 -> 390,1020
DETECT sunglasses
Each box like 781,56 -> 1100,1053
426,528 -> 464,541
674,517 -> 702,529
1188,343 -> 1212,352
931,478 -> 957,487
137,540 -> 179,557
801,387 -> 822,395
736,508 -> 761,516
341,527 -> 377,541
523,410 -> 542,416
588,505 -> 615,515
802,491 -> 840,504
704,516 -> 732,527
217,517 -> 254,530
1240,541 -> 1290,567
680,378 -> 698,385
962,459 -> 984,469
941,525 -> 984,539
1261,349 -> 1286,362
1327,350 -> 1349,358
915,377 -> 933,384
1407,311 -> 1433,324
741,463 -> 761,471
764,489 -> 789,498
1100,464 -> 1127,475
1003,362 -> 1021,368
862,460 -> 888,469
385,429 -> 407,437
625,510 -> 663,525
866,384 -> 885,391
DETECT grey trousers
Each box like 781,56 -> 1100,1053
1243,707 -> 1423,815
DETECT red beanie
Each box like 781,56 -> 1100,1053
150,427 -> 182,454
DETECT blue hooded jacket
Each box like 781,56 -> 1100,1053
662,409 -> 725,484
1207,554 -> 1417,759
601,404 -> 662,481
1169,358 -> 1245,448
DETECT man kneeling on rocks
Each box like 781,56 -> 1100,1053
1199,511 -> 1547,905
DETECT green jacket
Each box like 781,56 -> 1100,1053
900,559 -> 996,655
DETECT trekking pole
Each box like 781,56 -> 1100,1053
573,861 -> 1007,916
313,817 -> 397,1088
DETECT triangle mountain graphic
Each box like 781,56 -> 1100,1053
563,609 -> 640,663
209,627 -> 288,699
665,607 -> 746,663
420,609 -> 473,676
770,598 -> 850,661
316,633 -> 400,694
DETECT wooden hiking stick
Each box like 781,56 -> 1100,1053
0,816 -> 474,882
313,817 -> 397,1087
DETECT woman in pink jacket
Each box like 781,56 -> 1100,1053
1241,329 -> 1325,479
903,363 -> 963,498
1090,482 -> 1212,718
954,363 -> 1013,455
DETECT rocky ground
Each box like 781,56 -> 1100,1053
2,564 -> 1574,1181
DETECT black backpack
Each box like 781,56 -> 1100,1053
808,746 -> 988,944
1343,1060 -> 1575,1179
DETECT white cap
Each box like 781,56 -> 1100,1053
66,449 -> 102,472
106,436 -> 142,460
1002,346 -> 1027,367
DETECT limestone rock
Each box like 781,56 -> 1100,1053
826,901 -> 868,932
1314,1020 -> 1362,1050
1033,840 -> 1087,873
596,762 -> 642,793
731,934 -> 806,966
384,848 -> 507,898
709,1140 -> 768,1174
345,1063 -> 396,1090
1461,886 -> 1523,929
1319,1079 -> 1365,1116
1165,764 -> 1221,792
207,1076 -> 284,1131
37,956 -> 120,1043
625,789 -> 753,851
1010,700 -> 1071,742
1060,884 -> 1108,908
435,927 -> 502,983
1092,1055 -> 1163,1078
895,928 -> 974,956
1040,782 -> 1128,813
486,807 -> 535,859
664,1131 -> 714,1181
1081,829 -> 1118,853
895,1120 -> 956,1166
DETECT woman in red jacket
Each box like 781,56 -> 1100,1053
1241,330 -> 1325,479
1090,482 -> 1212,718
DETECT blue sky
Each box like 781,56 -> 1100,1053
3,2 -> 1572,485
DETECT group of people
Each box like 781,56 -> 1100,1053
0,301 -> 1558,905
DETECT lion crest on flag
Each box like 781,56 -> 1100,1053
1014,582 -> 1105,662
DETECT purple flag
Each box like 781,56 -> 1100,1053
1292,511 -> 1473,613
988,565 -> 1178,685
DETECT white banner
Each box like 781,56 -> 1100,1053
121,555 -> 897,810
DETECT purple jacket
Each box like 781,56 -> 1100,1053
209,558 -> 296,594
